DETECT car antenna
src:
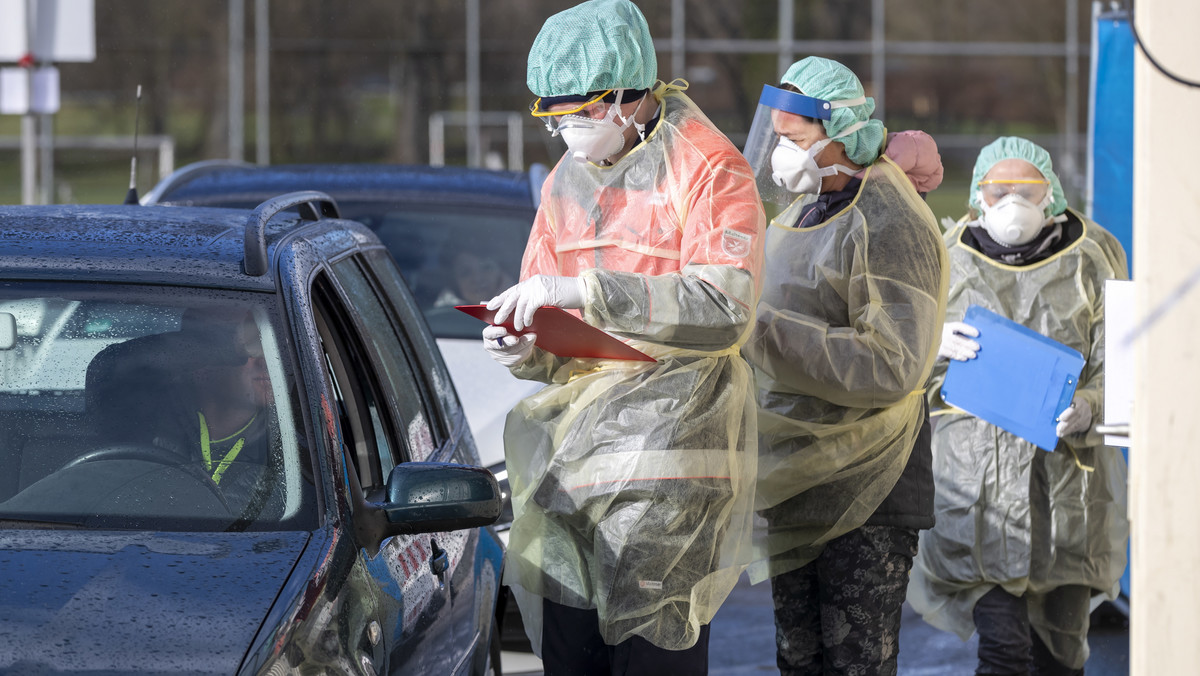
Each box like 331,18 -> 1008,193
123,85 -> 143,205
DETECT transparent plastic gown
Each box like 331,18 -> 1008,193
907,213 -> 1129,669
742,157 -> 949,582
502,83 -> 765,651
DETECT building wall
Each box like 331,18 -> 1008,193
1131,0 -> 1200,671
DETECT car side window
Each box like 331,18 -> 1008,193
311,273 -> 397,502
329,256 -> 441,463
363,249 -> 460,422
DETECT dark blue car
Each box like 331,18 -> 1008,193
0,194 -> 504,675
142,162 -> 548,476
143,163 -> 547,652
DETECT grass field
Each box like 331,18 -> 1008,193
0,154 -> 156,206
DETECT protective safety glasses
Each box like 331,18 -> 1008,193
977,179 -> 1050,203
529,90 -> 614,118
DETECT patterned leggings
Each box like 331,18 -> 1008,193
770,525 -> 919,676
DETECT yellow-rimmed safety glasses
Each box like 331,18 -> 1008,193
977,179 -> 1050,203
529,90 -> 614,118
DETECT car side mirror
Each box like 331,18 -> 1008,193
380,462 -> 501,536
0,313 -> 14,350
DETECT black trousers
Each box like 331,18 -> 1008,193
973,587 -> 1084,676
541,598 -> 711,676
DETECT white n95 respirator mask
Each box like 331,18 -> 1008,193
558,116 -> 628,164
554,92 -> 645,164
769,121 -> 867,195
977,192 -> 1052,245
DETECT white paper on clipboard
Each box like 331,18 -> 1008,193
1103,279 -> 1134,448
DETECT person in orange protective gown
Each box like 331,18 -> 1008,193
481,1 -> 766,673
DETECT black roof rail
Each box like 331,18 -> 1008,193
244,191 -> 340,276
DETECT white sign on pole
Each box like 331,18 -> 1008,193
1103,279 -> 1135,448
0,66 -> 59,114
0,0 -> 96,63
0,68 -> 29,114
32,65 -> 58,112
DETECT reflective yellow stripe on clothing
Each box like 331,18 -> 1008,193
559,448 -> 734,491
555,238 -> 683,260
198,411 -> 253,484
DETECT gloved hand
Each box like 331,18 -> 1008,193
482,324 -> 537,367
486,274 -> 587,331
1056,396 -> 1093,437
938,321 -> 980,361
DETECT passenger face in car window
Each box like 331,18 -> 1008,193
440,250 -> 515,306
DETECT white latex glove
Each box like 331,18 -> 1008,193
482,324 -> 537,367
1056,396 -> 1093,437
938,321 -> 981,361
486,274 -> 587,331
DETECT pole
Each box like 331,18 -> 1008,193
871,0 -> 886,121
21,0 -> 37,205
671,0 -> 685,79
1064,0 -> 1081,199
21,115 -> 36,205
228,0 -> 245,161
777,0 -> 793,80
255,0 -> 269,165
465,0 -> 480,167
38,112 -> 52,204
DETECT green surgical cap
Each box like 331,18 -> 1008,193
527,0 -> 657,98
782,57 -> 884,166
969,136 -> 1068,215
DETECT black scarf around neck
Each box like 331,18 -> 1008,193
967,220 -> 1065,265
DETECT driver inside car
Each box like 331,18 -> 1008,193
158,308 -> 284,519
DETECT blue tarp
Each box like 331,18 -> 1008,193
1088,8 -> 1133,601
1089,10 -> 1135,271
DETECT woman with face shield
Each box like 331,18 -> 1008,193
907,136 -> 1129,675
480,0 -> 766,672
739,56 -> 949,674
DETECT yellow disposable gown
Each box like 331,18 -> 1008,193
502,82 -> 765,651
907,212 -> 1130,669
742,156 -> 949,582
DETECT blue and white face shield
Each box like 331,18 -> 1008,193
742,84 -> 867,207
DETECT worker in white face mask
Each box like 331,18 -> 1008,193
483,0 -> 766,673
908,136 -> 1130,675
740,55 -> 950,675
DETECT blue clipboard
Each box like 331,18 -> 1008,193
940,305 -> 1085,451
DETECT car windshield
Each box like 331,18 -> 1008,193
337,203 -> 533,340
0,282 -> 316,532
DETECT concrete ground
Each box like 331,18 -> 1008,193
502,573 -> 1129,675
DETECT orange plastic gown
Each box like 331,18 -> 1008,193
501,82 -> 765,651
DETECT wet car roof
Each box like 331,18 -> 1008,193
0,204 -> 372,290
148,163 -> 538,210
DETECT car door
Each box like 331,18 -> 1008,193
319,253 -> 480,674
354,249 -> 498,663
310,267 -> 461,676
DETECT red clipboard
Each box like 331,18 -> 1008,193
456,304 -> 656,362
